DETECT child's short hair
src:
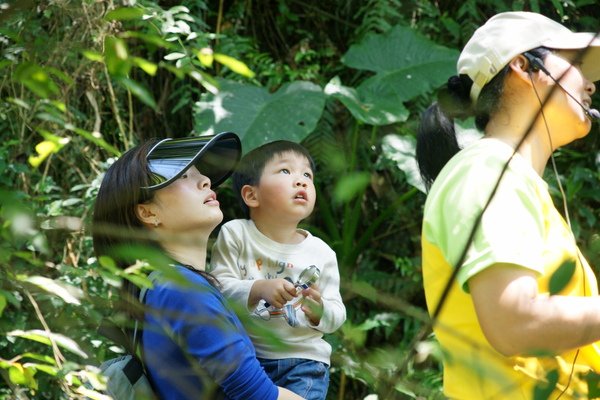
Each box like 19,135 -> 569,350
233,140 -> 315,218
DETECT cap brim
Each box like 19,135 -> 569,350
543,33 -> 600,82
144,132 -> 241,190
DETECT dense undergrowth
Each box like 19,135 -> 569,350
0,1 -> 598,398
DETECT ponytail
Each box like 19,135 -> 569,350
417,58 -> 515,190
416,75 -> 473,190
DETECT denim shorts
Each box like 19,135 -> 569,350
258,357 -> 329,400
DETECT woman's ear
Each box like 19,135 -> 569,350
508,54 -> 535,84
135,203 -> 158,226
241,185 -> 259,209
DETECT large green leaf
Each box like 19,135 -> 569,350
194,79 -> 326,153
325,76 -> 409,125
336,25 -> 458,125
342,25 -> 458,73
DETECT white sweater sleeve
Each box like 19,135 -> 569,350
303,246 -> 346,334
210,223 -> 255,310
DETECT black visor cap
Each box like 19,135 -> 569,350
144,132 -> 241,191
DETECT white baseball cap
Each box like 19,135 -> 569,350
458,12 -> 600,102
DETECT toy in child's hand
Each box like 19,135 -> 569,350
263,265 -> 320,308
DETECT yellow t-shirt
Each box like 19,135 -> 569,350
422,138 -> 600,399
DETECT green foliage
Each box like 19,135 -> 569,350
533,369 -> 559,400
586,370 -> 600,398
1,0 -> 599,398
325,26 -> 458,126
548,260 -> 577,295
194,79 -> 326,152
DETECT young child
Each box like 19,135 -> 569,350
210,140 -> 346,400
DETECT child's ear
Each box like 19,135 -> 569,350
135,203 -> 158,226
241,185 -> 259,209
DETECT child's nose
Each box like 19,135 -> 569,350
295,179 -> 307,188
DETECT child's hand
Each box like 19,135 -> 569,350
301,285 -> 324,325
256,279 -> 297,308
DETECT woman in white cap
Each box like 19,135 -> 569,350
416,11 -> 600,399
93,132 -> 304,399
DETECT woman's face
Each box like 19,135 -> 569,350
146,166 -> 223,234
540,50 -> 596,145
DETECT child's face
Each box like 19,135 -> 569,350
252,151 -> 316,223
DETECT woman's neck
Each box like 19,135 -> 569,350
158,232 -> 209,271
485,117 -> 553,176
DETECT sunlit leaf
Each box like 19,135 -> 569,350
380,134 -> 425,193
81,368 -> 108,391
104,36 -> 130,77
213,53 -> 255,78
82,50 -> 104,62
123,273 -> 155,289
197,48 -> 213,67
114,77 -> 157,109
40,215 -> 82,232
28,140 -> 60,167
13,62 -> 60,98
20,352 -> 56,365
98,256 -> 117,272
48,100 -> 67,113
7,97 -> 31,109
333,172 -> 370,203
548,260 -> 576,295
64,125 -> 120,156
75,385 -> 112,400
31,364 -> 58,376
23,276 -> 83,305
168,5 -> 190,14
9,364 -> 37,389
104,7 -> 145,21
61,198 -> 81,207
188,69 -> 219,94
8,329 -> 88,359
131,57 -> 157,76
164,52 -> 186,61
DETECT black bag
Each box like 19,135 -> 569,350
99,354 -> 155,400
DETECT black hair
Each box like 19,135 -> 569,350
232,140 -> 315,218
415,47 -> 551,190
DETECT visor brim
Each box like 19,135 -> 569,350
144,132 -> 241,191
